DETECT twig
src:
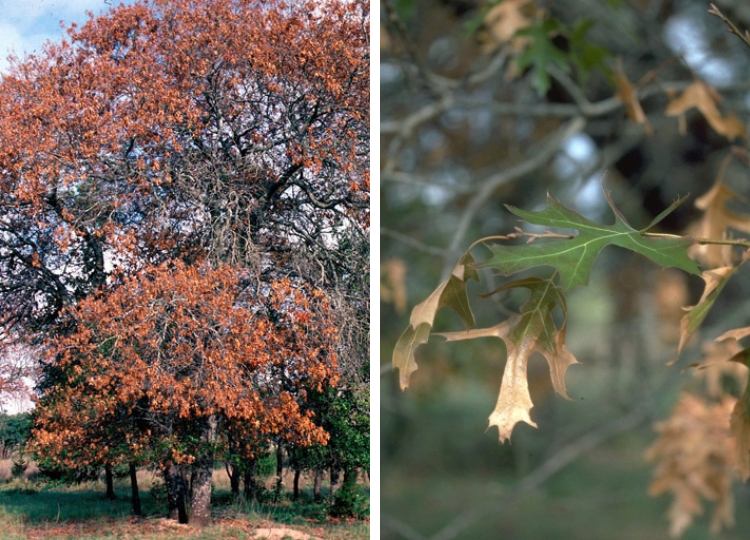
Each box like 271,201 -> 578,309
709,4 -> 750,51
381,227 -> 448,257
442,116 -> 586,277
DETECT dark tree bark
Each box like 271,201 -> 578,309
104,464 -> 115,500
274,443 -> 284,501
129,462 -> 142,516
330,467 -> 340,501
164,463 -> 189,524
226,462 -> 241,497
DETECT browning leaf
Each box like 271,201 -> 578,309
677,266 -> 739,357
480,194 -> 699,290
646,393 -> 736,537
689,180 -> 750,268
665,81 -> 747,141
677,252 -> 750,358
726,339 -> 750,480
613,62 -> 652,135
438,277 -> 578,442
392,323 -> 431,390
393,253 -> 479,389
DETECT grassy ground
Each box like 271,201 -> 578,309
0,461 -> 369,540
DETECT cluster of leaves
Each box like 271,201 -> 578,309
30,260 -> 339,520
395,190 -> 701,441
393,169 -> 750,533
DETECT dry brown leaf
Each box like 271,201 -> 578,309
665,81 -> 747,141
678,266 -> 736,354
646,393 -> 736,537
613,62 -> 652,135
691,340 -> 746,398
717,326 -> 750,343
483,0 -> 533,49
688,181 -> 750,268
730,387 -> 750,481
439,277 -> 578,442
656,269 -> 689,344
381,259 -> 407,314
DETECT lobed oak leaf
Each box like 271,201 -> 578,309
480,193 -> 699,290
665,81 -> 747,141
646,393 -> 736,537
393,253 -> 478,388
438,277 -> 578,442
688,180 -> 750,267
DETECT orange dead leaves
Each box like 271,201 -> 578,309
33,259 -> 339,467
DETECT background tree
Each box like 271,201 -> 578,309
382,0 -> 750,538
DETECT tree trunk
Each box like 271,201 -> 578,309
313,468 -> 323,501
242,457 -> 258,501
163,463 -> 189,524
274,443 -> 284,501
189,414 -> 219,527
105,464 -> 115,500
330,467 -> 340,500
293,468 -> 301,500
226,462 -> 241,497
129,462 -> 142,516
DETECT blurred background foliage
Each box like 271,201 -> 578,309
380,0 -> 750,538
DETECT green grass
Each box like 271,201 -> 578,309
0,474 -> 369,540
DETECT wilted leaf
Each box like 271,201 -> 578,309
482,0 -> 533,47
665,81 -> 747,141
678,251 -> 750,358
393,253 -> 479,388
438,277 -> 578,442
392,322 -> 431,390
688,180 -> 750,268
480,194 -> 699,290
613,62 -> 652,135
646,393 -> 736,537
678,265 -> 740,357
691,339 -> 747,398
731,377 -> 750,481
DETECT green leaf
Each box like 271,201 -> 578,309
515,19 -> 570,95
568,19 -> 611,82
479,194 -> 700,290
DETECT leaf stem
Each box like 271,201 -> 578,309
642,231 -> 750,249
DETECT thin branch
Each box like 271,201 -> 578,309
442,116 -> 586,277
709,4 -> 750,51
381,227 -> 448,257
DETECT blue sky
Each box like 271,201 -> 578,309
0,0 -> 135,73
